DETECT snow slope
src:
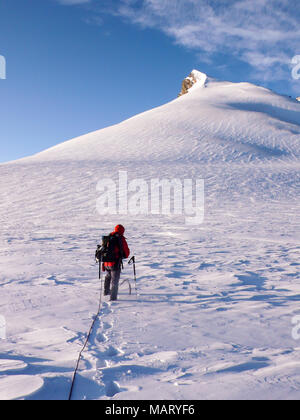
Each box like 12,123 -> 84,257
21,70 -> 299,164
0,71 -> 299,400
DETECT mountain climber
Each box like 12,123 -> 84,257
103,224 -> 130,301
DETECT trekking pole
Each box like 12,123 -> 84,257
128,256 -> 137,298
95,245 -> 103,286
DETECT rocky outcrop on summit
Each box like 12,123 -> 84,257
178,72 -> 198,97
178,70 -> 208,97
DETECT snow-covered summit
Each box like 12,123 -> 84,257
18,70 -> 300,165
190,69 -> 208,85
178,70 -> 208,96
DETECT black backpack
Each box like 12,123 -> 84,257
95,234 -> 123,263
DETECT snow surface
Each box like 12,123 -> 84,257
0,72 -> 300,400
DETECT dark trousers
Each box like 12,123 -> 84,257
104,268 -> 121,301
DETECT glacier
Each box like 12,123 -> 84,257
0,71 -> 299,400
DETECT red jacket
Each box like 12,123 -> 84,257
103,226 -> 130,270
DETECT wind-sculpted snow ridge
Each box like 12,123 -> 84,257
0,71 -> 299,400
15,71 -> 300,164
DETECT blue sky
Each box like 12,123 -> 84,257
0,0 -> 299,163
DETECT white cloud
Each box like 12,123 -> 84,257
115,0 -> 299,84
54,0 -> 300,91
